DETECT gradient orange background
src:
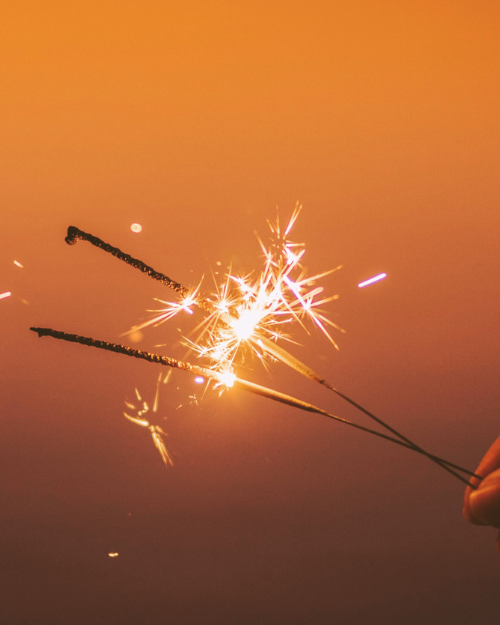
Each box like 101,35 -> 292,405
1,2 -> 500,623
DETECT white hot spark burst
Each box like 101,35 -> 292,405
129,204 -> 343,383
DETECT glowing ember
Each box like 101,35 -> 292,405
358,273 -> 387,288
13,260 -> 23,268
0,291 -> 12,300
130,223 -> 142,233
108,553 -> 119,558
194,376 -> 205,384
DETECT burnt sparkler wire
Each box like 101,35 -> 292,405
65,226 -> 190,298
30,327 -> 480,487
63,226 -> 474,485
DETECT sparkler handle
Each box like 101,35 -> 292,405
65,226 -> 189,296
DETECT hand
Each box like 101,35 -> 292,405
463,436 -> 500,551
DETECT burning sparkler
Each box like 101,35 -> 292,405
30,326 -> 480,484
29,208 -> 481,487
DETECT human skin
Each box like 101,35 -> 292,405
463,436 -> 500,551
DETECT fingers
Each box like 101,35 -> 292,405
466,468 -> 500,527
463,435 -> 500,525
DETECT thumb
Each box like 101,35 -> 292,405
468,468 -> 500,527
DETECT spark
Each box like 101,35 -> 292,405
13,260 -> 23,268
358,273 -> 387,288
130,223 -> 142,233
30,216 -> 478,486
0,291 -> 11,300
124,379 -> 173,467
194,376 -> 205,384
122,283 -> 201,337
136,204 -> 342,378
108,553 -> 119,558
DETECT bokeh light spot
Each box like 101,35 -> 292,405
129,330 -> 143,343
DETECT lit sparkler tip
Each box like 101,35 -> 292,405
0,291 -> 12,300
219,371 -> 236,388
358,273 -> 387,288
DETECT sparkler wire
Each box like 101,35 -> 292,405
64,226 -> 473,484
65,226 -> 190,298
247,338 -> 466,485
30,327 -> 480,486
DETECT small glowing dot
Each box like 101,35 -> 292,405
0,291 -> 11,300
358,273 -> 387,288
13,260 -> 23,268
216,261 -> 222,266
108,552 -> 119,558
194,376 -> 205,384
130,223 -> 142,233
129,330 -> 143,343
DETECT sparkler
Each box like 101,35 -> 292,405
30,327 -> 480,485
62,210 -> 471,483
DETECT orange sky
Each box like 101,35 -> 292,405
1,2 -> 500,623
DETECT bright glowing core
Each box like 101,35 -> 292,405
219,371 -> 236,388
230,310 -> 262,341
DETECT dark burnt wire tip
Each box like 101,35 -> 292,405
65,226 -> 84,245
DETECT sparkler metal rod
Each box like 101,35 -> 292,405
253,338 -> 461,485
64,226 -> 465,482
30,326 -> 480,486
65,226 -> 190,298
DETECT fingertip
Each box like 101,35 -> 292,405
468,480 -> 500,528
